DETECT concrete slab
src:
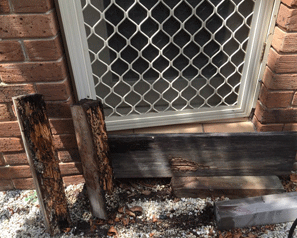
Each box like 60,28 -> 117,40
134,123 -> 203,134
203,121 -> 255,133
215,192 -> 297,230
172,176 -> 285,198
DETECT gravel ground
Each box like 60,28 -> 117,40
0,177 -> 296,238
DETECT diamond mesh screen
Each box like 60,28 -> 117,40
81,0 -> 255,117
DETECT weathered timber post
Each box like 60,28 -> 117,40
12,94 -> 71,235
71,99 -> 113,219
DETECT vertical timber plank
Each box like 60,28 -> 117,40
82,100 -> 113,193
71,99 -> 113,219
12,94 -> 71,235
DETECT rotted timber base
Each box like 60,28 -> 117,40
108,132 -> 296,197
109,132 -> 297,178
171,176 -> 285,198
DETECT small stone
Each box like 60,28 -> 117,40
159,214 -> 168,220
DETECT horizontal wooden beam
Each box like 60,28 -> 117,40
171,176 -> 284,198
109,132 -> 297,178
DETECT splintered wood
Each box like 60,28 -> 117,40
170,157 -> 210,171
71,99 -> 113,219
13,94 -> 71,235
84,101 -> 113,192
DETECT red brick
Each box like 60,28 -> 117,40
63,175 -> 85,186
59,162 -> 83,176
0,103 -> 13,121
282,0 -> 297,8
49,118 -> 75,135
0,12 -> 58,38
277,4 -> 297,32
58,150 -> 80,163
0,165 -> 31,179
272,27 -> 297,53
0,168 -> 8,180
0,121 -> 21,137
255,100 -> 297,124
0,180 -> 14,191
11,0 -> 54,13
267,48 -> 297,73
0,41 -> 24,62
284,123 -> 297,131
292,92 -> 297,105
252,116 -> 284,132
0,59 -> 68,83
263,67 -> 297,90
0,0 -> 10,13
259,85 -> 294,108
53,134 -> 78,150
46,99 -> 73,118
0,138 -> 23,152
36,80 -> 72,101
24,36 -> 64,61
3,152 -> 28,165
12,178 -> 34,190
0,84 -> 35,103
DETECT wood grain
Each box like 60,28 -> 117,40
109,132 -> 297,178
71,99 -> 113,219
13,94 -> 71,235
172,176 -> 285,198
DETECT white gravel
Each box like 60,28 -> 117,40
0,183 -> 296,238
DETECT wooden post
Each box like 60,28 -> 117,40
12,94 -> 71,235
71,99 -> 113,219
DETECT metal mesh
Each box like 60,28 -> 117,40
81,0 -> 255,117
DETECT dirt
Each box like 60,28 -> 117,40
1,176 -> 297,238
63,176 -> 297,238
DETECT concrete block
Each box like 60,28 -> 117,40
215,192 -> 297,230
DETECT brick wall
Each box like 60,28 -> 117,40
253,0 -> 297,131
0,0 -> 84,191
1,0 -> 297,190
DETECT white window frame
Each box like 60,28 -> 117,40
56,0 -> 280,131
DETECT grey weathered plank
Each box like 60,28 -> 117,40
172,176 -> 284,198
215,192 -> 297,230
109,132 -> 297,178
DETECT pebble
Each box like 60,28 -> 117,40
1,183 -> 297,238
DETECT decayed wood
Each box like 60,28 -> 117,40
81,100 -> 113,192
171,176 -> 284,198
13,94 -> 71,235
71,104 -> 107,219
109,132 -> 297,178
71,99 -> 113,219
